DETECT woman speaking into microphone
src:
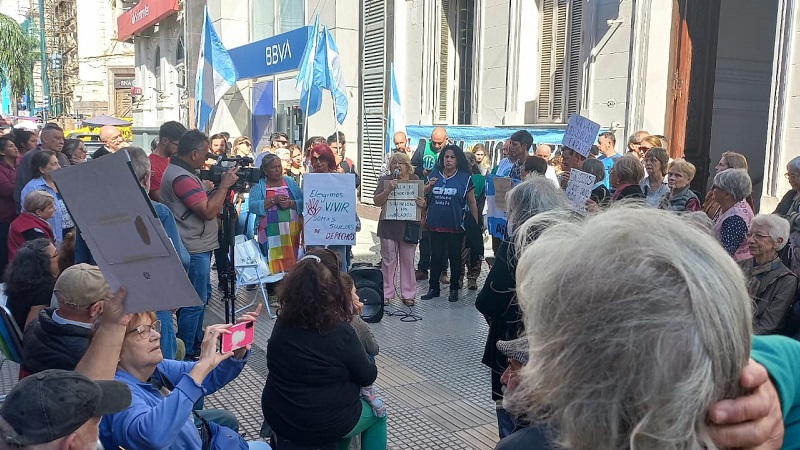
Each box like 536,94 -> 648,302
421,145 -> 479,303
373,152 -> 425,306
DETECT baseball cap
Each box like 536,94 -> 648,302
496,337 -> 529,364
0,369 -> 131,446
53,263 -> 109,307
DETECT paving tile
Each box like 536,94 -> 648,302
418,399 -> 496,432
454,423 -> 501,450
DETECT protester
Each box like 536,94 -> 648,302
608,155 -> 645,201
738,214 -> 798,335
307,143 -> 356,272
630,134 -> 660,162
21,149 -> 74,245
4,238 -> 59,331
249,153 -> 303,274
596,131 -> 620,188
666,158 -> 701,212
472,143 -> 490,175
232,136 -> 253,159
712,168 -> 754,261
476,176 -> 567,439
421,145 -> 480,303
492,140 -> 513,177
640,147 -> 670,208
275,147 -> 291,175
503,206 -> 767,449
412,127 -> 449,282
57,230 -> 75,272
209,133 -> 227,157
534,144 -> 552,160
373,152 -> 424,306
8,191 -> 55,260
704,151 -> 751,219
287,144 -> 304,185
393,131 -> 409,155
14,124 -> 67,209
92,125 -> 126,159
12,129 -> 37,159
159,130 -> 239,360
507,130 -> 532,180
99,307 -> 267,449
458,151 -> 486,290
774,155 -> 800,275
581,158 -> 609,205
520,155 -> 547,179
261,249 -> 385,449
625,130 -> 650,160
0,137 -> 18,274
62,139 -> 87,165
21,264 -> 108,376
559,146 -> 586,189
0,369 -> 131,450
148,121 -> 187,202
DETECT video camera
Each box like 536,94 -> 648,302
200,155 -> 261,191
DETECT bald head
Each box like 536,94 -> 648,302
393,131 -> 408,153
99,126 -> 125,152
430,127 -> 448,152
535,144 -> 552,160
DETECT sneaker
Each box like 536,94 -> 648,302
415,270 -> 429,280
468,278 -> 478,290
440,273 -> 450,284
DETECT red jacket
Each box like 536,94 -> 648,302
8,212 -> 54,262
0,161 -> 18,223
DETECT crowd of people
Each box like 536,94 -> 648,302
3,119 -> 800,450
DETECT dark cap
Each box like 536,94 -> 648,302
496,337 -> 529,364
0,369 -> 131,446
509,130 -> 534,149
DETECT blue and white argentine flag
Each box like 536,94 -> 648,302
194,7 -> 238,133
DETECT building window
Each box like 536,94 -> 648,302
278,0 -> 304,34
537,0 -> 583,123
252,0 -> 275,41
456,0 -> 475,125
154,46 -> 161,93
176,39 -> 185,87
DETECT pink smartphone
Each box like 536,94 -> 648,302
219,321 -> 255,353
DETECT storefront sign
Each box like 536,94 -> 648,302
114,78 -> 135,89
229,26 -> 311,79
117,0 -> 180,41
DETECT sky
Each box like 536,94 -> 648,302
0,0 -> 28,23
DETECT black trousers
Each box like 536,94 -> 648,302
418,230 -> 448,272
429,231 -> 464,292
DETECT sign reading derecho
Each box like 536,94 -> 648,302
381,180 -> 424,221
562,114 -> 601,158
565,169 -> 596,213
303,173 -> 357,246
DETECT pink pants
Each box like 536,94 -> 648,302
380,238 -> 418,300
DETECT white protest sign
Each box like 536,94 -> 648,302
565,169 -> 596,213
303,173 -> 357,246
381,180 -> 424,221
562,114 -> 601,158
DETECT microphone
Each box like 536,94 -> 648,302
393,168 -> 400,179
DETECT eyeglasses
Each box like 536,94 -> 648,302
169,140 -> 179,147
129,320 -> 161,339
746,232 -> 773,240
785,173 -> 800,179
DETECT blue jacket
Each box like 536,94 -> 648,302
100,356 -> 249,449
20,177 -> 68,245
248,176 -> 303,221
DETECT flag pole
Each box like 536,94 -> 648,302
302,23 -> 318,154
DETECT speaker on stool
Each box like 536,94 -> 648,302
349,262 -> 384,323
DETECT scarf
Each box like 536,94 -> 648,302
743,255 -> 782,296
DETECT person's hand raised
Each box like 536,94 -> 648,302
189,324 -> 234,384
99,287 -> 131,327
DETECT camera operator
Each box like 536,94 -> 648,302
159,130 -> 239,361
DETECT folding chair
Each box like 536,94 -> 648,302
0,305 -> 23,402
233,235 -> 284,319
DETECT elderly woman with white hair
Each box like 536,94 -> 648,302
502,206 -> 800,450
711,168 -> 754,261
739,214 -> 798,335
774,155 -> 800,275
475,175 -> 568,439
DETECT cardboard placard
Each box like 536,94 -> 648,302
565,169 -> 596,214
50,150 -> 201,313
562,114 -> 601,158
486,175 -> 520,239
303,173 -> 357,246
380,180 -> 424,221
493,177 -> 514,213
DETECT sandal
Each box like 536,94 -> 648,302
402,298 -> 415,307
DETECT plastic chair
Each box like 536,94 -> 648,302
0,305 -> 23,402
233,235 -> 283,319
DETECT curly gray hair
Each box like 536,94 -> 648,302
714,168 -> 752,202
508,206 -> 751,450
506,175 -> 568,233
